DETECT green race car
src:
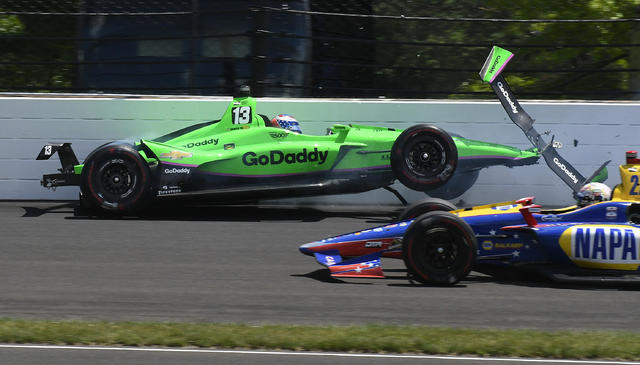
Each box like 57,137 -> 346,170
37,90 -> 539,214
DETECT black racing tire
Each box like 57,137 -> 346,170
391,124 -> 458,191
402,211 -> 477,285
396,198 -> 457,222
80,143 -> 152,214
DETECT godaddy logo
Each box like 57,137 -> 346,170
164,167 -> 190,174
242,148 -> 329,166
488,55 -> 501,74
553,157 -> 578,184
183,138 -> 218,149
497,81 -> 518,114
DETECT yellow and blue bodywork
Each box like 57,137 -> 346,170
299,156 -> 640,282
300,44 -> 640,284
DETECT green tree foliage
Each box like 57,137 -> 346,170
0,6 -> 76,92
374,0 -> 640,99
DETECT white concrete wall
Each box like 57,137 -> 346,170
2,94 -> 639,207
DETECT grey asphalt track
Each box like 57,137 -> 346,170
2,201 -> 640,331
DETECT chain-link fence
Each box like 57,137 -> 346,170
2,0 -> 640,98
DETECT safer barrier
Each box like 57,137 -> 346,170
2,94 -> 638,206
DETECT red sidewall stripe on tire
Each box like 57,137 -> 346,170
85,149 -> 149,211
405,218 -> 475,283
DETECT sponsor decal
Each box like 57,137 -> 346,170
159,150 -> 193,160
561,226 -> 640,265
492,204 -> 518,211
229,125 -> 250,131
164,167 -> 191,174
482,241 -> 493,250
553,157 -> 579,184
494,243 -> 524,249
324,255 -> 337,265
242,148 -> 329,166
224,143 -> 235,150
365,241 -> 383,248
488,55 -> 501,75
157,186 -> 182,195
606,212 -> 618,219
381,154 -> 390,161
541,214 -> 561,222
269,132 -> 288,139
496,81 -> 518,114
183,138 -> 218,149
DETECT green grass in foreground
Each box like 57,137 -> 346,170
1,318 -> 640,360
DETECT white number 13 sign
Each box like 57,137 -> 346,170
232,106 -> 251,124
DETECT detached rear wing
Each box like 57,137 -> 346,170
479,46 -> 609,193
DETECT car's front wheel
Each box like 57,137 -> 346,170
402,211 -> 476,285
80,143 -> 152,214
391,124 -> 458,191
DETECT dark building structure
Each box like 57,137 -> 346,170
76,0 -> 376,97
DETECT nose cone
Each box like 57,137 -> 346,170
299,241 -> 321,256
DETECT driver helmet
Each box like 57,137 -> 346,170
576,182 -> 611,207
271,114 -> 302,134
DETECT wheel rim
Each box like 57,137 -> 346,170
405,140 -> 445,177
100,162 -> 134,196
421,227 -> 461,271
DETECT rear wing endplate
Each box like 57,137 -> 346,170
480,46 -> 609,193
36,143 -> 82,188
36,143 -> 79,174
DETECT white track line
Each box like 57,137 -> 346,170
0,344 -> 639,364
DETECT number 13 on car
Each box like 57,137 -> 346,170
232,106 -> 251,124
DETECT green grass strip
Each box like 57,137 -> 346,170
1,318 -> 640,360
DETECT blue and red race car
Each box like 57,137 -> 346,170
299,46 -> 640,285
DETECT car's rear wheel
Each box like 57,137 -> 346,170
402,211 -> 476,285
391,125 -> 457,191
80,144 -> 152,214
396,198 -> 457,222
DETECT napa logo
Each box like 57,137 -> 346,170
559,225 -> 640,269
